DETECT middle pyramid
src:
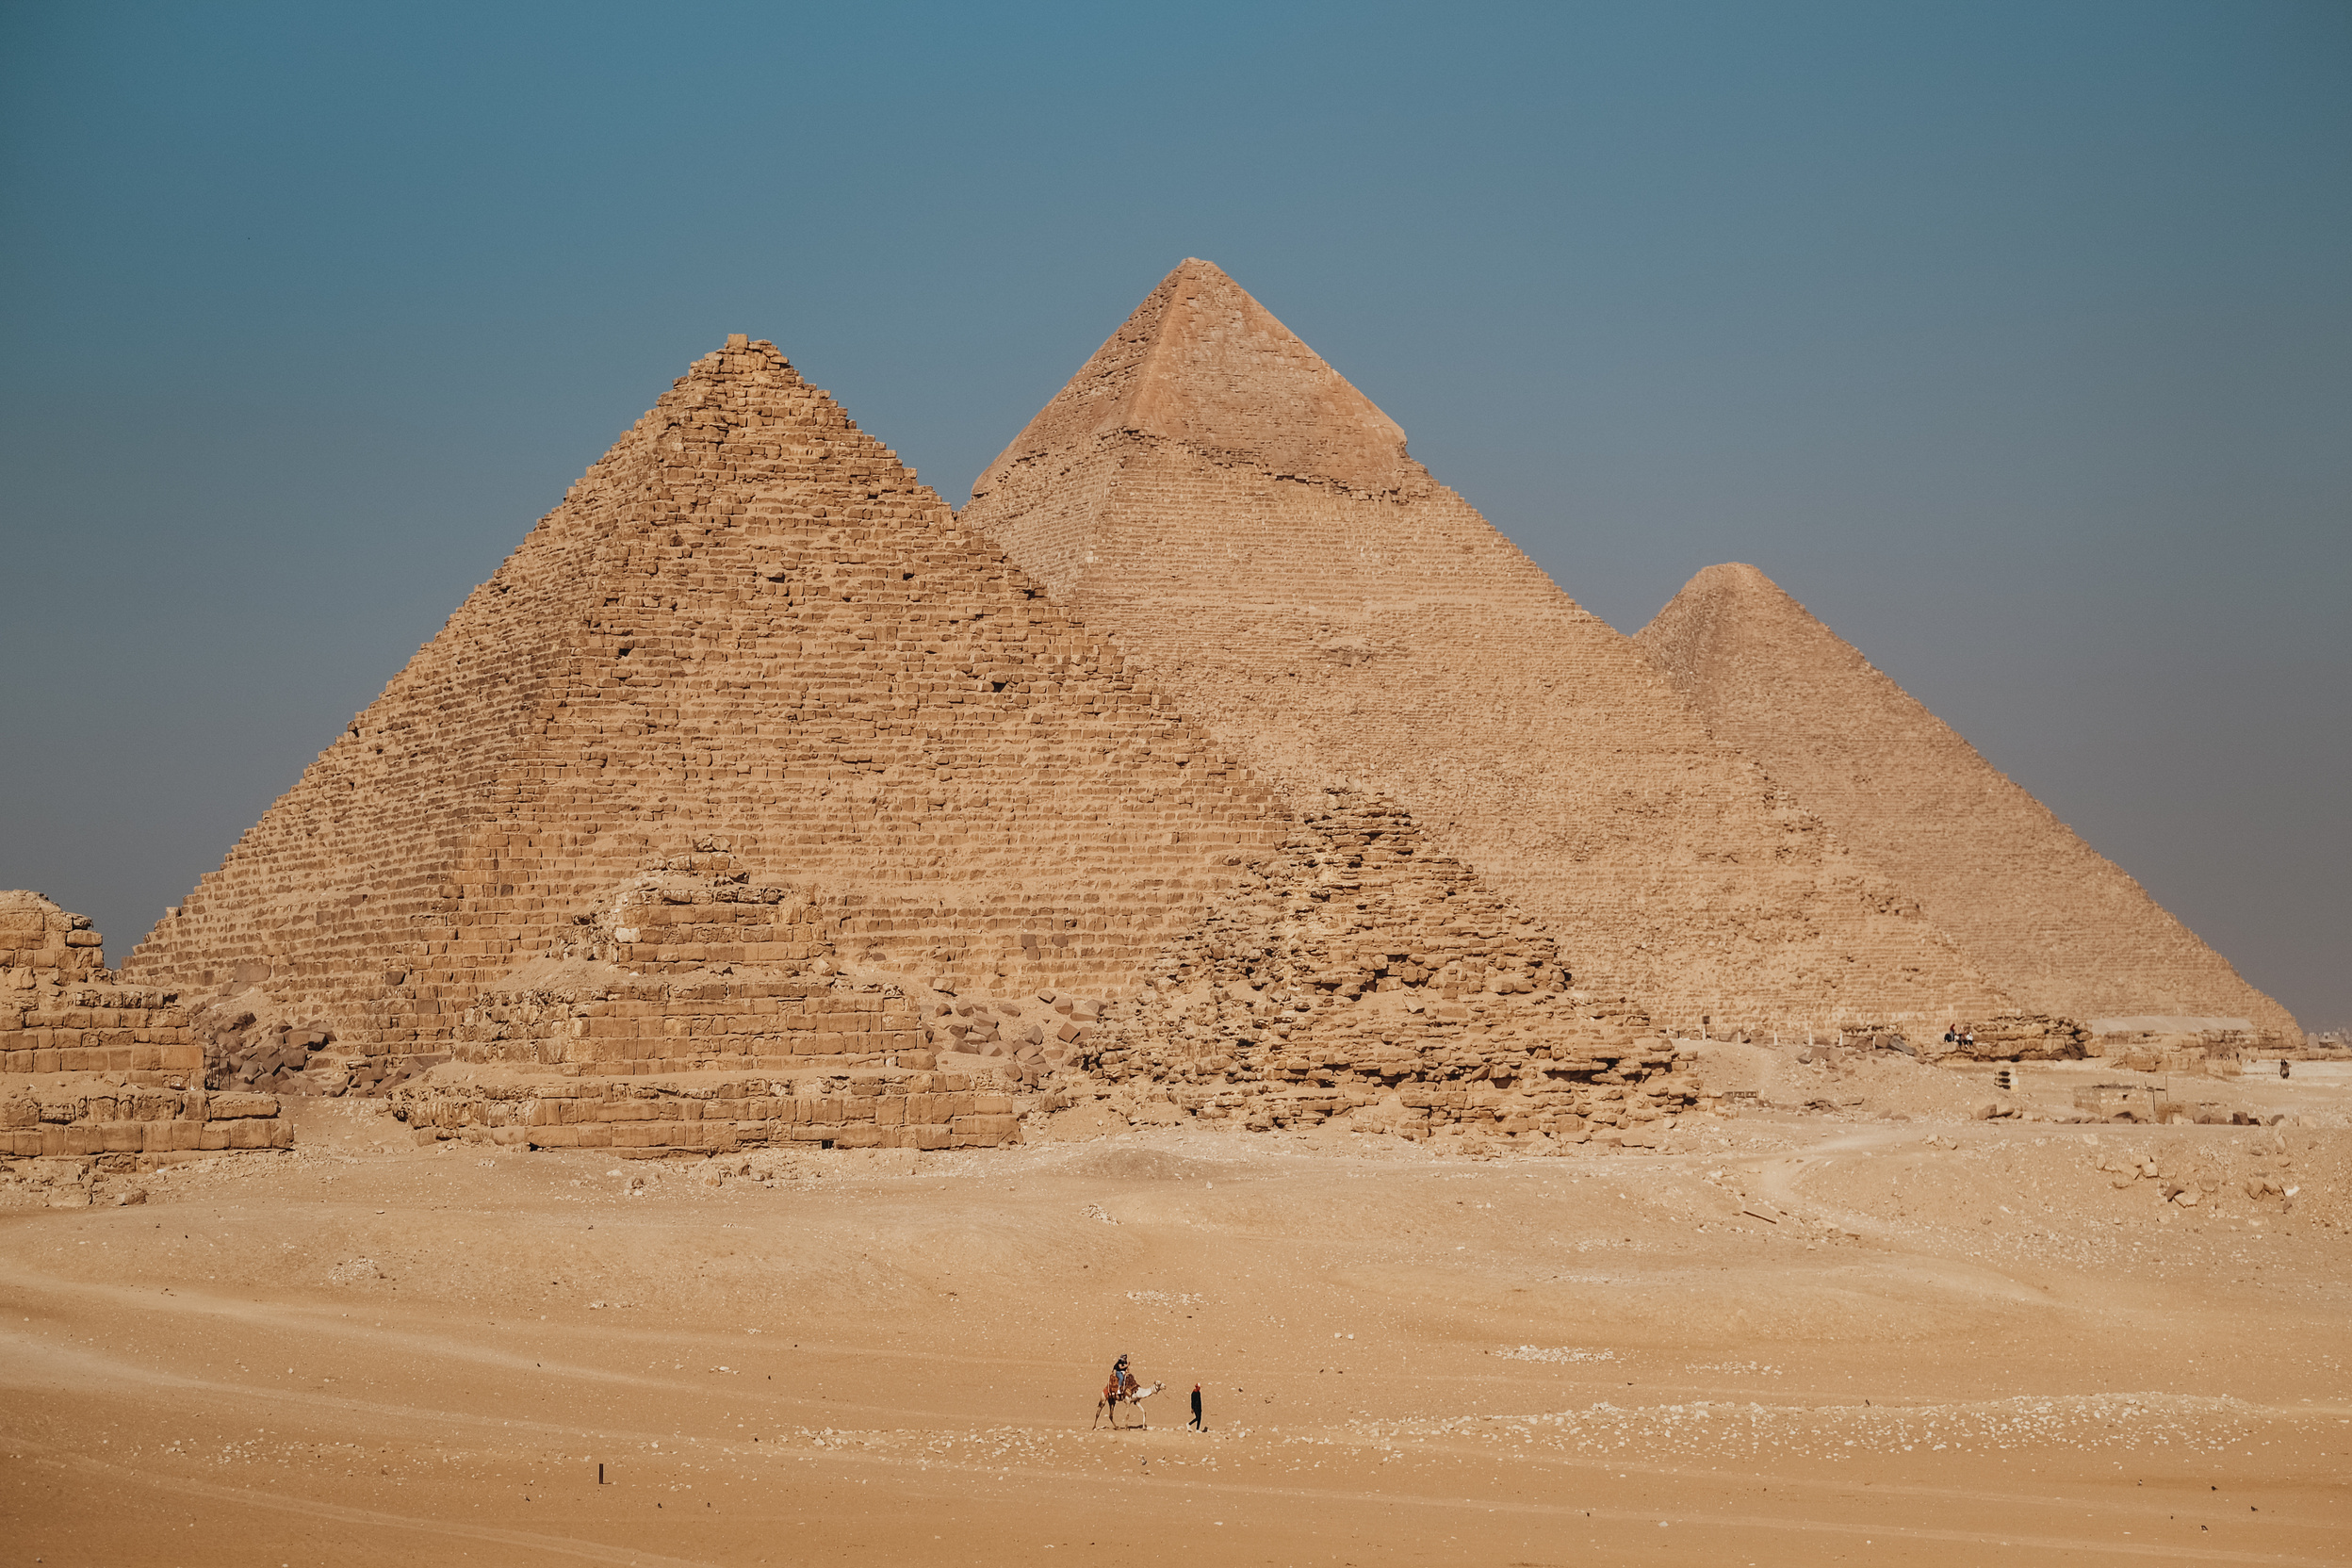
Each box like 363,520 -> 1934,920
962,259 -> 2007,1028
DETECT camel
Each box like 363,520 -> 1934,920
1093,1377 -> 1166,1430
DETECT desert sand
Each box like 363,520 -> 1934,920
6,1063 -> 2346,1567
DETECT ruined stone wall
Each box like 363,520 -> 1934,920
452,973 -> 925,1074
2,890 -> 107,978
961,260 -> 2012,1031
587,857 -> 841,975
2,893 -> 201,1083
1636,564 -> 2297,1038
1930,1016 -> 2093,1062
127,338 -> 1290,1060
393,1068 -> 1021,1155
2,893 -> 283,1167
1,1084 -> 288,1161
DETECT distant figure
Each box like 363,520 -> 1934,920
2280,1059 -> 2292,1080
1943,1025 -> 1957,1050
1960,1027 -> 1976,1052
1189,1383 -> 1203,1430
1093,1360 -> 1166,1430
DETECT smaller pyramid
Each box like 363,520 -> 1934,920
1636,564 -> 2297,1037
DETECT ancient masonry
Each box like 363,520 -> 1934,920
1079,792 -> 1703,1149
100,333 -> 1705,1156
957,258 -> 2019,1032
2,891 -> 287,1172
87,281 -> 2256,1162
1635,564 -> 2296,1041
122,335 -> 1308,1150
390,848 -> 1029,1154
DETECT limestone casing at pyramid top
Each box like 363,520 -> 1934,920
972,258 -> 1416,500
1636,562 -> 2299,1036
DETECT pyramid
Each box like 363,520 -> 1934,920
124,336 -> 1290,1063
959,259 -> 2011,1028
1637,564 -> 2298,1037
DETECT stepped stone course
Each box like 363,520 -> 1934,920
1635,564 -> 2296,1039
959,258 -> 2011,1030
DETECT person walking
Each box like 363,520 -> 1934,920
1188,1383 -> 1203,1430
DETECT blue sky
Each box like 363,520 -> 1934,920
3,1 -> 2345,1022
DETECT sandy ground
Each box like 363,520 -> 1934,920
4,1065 -> 2349,1567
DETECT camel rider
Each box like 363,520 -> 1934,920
1112,1353 -> 1137,1398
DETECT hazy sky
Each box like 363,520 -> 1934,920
3,2 -> 2345,1025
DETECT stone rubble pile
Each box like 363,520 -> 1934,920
2094,1131 -> 2304,1213
1076,792 -> 1701,1148
924,989 -> 1102,1079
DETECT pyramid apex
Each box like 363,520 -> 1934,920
1638,563 -> 1839,692
1675,562 -> 1788,598
972,260 -> 1411,497
1652,563 -> 1815,628
691,334 -> 791,366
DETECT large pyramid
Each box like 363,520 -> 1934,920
958,259 -> 2010,1028
1637,564 -> 2298,1037
125,336 -> 1288,1054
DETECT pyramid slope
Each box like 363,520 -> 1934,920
1636,564 -> 2296,1036
960,262 -> 2013,1028
126,338 -> 1287,1050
